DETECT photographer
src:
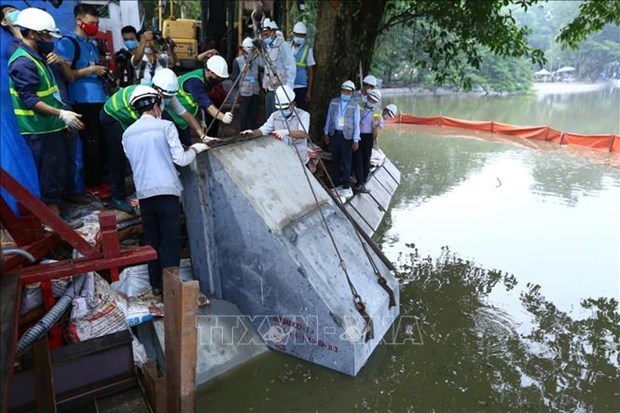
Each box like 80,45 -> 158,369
113,49 -> 135,87
56,4 -> 109,197
135,29 -> 177,85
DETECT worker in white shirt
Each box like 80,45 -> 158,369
122,85 -> 210,294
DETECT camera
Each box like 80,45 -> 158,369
152,30 -> 177,50
99,70 -> 118,96
113,49 -> 131,66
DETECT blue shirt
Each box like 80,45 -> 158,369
323,98 -> 361,142
359,107 -> 384,134
8,43 -> 51,108
183,77 -> 215,109
56,32 -> 107,104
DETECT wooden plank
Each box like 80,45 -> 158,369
33,337 -> 56,413
344,204 -> 374,236
348,190 -> 385,232
383,157 -> 402,184
163,267 -> 198,413
144,361 -> 167,413
371,167 -> 398,195
0,274 -> 20,413
364,177 -> 392,212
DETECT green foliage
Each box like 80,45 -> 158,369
558,0 -> 620,49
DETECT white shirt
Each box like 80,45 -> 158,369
135,54 -> 169,85
122,114 -> 195,199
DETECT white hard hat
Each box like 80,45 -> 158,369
242,37 -> 253,49
206,55 -> 229,78
261,18 -> 272,32
340,80 -> 355,91
130,85 -> 160,110
362,75 -> 377,87
275,85 -> 295,108
293,22 -> 307,35
367,88 -> 382,102
269,20 -> 279,30
14,8 -> 61,38
384,104 -> 398,118
152,68 -> 179,97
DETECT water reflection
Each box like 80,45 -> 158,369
199,248 -> 619,412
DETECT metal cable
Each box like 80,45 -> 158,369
256,45 -> 382,339
257,42 -> 395,313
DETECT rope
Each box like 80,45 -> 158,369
255,43 -> 395,340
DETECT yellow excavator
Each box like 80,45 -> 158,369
158,0 -> 304,69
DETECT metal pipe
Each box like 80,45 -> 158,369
2,248 -> 35,263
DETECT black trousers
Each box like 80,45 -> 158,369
139,195 -> 182,290
294,87 -> 308,112
329,131 -> 353,189
23,131 -> 67,205
239,94 -> 260,130
353,132 -> 374,186
99,110 -> 127,200
73,102 -> 106,188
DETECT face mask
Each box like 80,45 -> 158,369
364,99 -> 375,109
243,47 -> 252,55
340,93 -> 351,102
293,37 -> 305,46
36,39 -> 54,56
263,37 -> 273,46
144,47 -> 153,55
6,10 -> 20,24
80,21 -> 99,37
124,39 -> 138,50
281,109 -> 292,118
163,98 -> 171,107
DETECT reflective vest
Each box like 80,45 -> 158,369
235,55 -> 260,97
8,47 -> 66,135
292,43 -> 310,87
166,69 -> 203,129
327,98 -> 358,141
103,85 -> 139,130
270,109 -> 309,164
262,38 -> 288,92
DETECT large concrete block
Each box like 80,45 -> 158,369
181,137 -> 400,376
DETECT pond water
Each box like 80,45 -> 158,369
198,85 -> 620,412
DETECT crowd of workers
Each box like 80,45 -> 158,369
1,4 -> 398,293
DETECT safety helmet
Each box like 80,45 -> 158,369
152,68 -> 179,97
340,80 -> 355,91
384,104 -> 398,118
367,88 -> 382,102
268,20 -> 279,30
275,85 -> 295,109
14,8 -> 61,38
293,21 -> 307,35
242,37 -> 253,49
362,75 -> 377,87
206,55 -> 229,79
261,18 -> 274,32
130,85 -> 160,111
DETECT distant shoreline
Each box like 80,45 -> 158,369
381,80 -> 619,96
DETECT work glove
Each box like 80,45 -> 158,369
190,143 -> 209,154
272,129 -> 289,141
201,134 -> 221,144
240,129 -> 254,136
221,112 -> 234,124
58,110 -> 84,130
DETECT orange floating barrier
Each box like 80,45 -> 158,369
386,113 -> 620,153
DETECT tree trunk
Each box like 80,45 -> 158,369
309,0 -> 387,142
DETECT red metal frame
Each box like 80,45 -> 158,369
1,167 -> 157,348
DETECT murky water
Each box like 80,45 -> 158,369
198,86 -> 620,412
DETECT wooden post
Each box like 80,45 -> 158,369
33,337 -> 56,413
143,361 -> 167,413
163,267 -> 198,413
